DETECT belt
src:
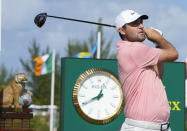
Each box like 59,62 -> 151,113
125,118 -> 170,131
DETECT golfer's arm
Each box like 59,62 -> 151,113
155,38 -> 178,63
154,38 -> 178,78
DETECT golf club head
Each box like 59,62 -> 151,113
34,13 -> 47,28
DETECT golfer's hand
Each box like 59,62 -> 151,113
143,27 -> 163,44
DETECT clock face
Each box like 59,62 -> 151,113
73,68 -> 124,124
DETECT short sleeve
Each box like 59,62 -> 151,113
130,42 -> 161,68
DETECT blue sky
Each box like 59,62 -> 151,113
0,0 -> 187,72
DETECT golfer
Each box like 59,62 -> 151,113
115,10 -> 178,131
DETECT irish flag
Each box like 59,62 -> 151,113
33,53 -> 53,76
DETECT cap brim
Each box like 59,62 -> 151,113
140,15 -> 148,20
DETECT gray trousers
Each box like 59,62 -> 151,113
120,120 -> 171,131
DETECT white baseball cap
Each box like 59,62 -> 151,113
115,10 -> 148,28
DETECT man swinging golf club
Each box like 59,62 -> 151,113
115,10 -> 178,131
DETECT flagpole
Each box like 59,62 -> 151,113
50,50 -> 55,131
0,0 -> 2,53
96,31 -> 101,59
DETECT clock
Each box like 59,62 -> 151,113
73,68 -> 124,124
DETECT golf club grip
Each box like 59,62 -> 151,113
47,15 -> 116,28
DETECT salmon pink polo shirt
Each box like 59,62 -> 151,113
117,41 -> 170,123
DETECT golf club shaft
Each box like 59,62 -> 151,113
47,15 -> 116,28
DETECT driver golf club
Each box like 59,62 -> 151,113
34,13 -> 116,28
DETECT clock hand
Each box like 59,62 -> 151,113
91,89 -> 103,101
82,96 -> 97,106
98,89 -> 103,96
82,89 -> 104,106
96,89 -> 103,100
